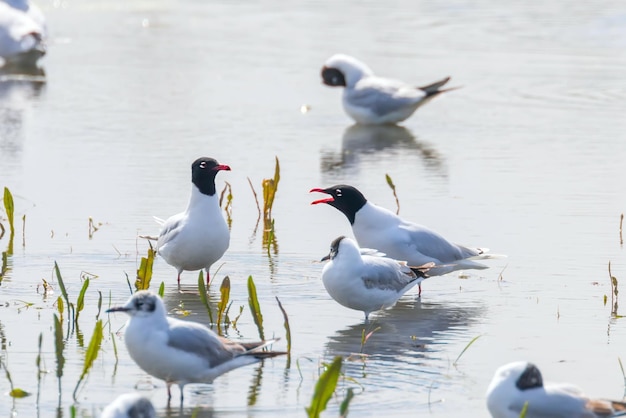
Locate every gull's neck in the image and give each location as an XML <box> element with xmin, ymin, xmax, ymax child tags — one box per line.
<box><xmin>186</xmin><ymin>185</ymin><xmax>220</xmax><ymax>213</ymax></box>
<box><xmin>355</xmin><ymin>202</ymin><xmax>400</xmax><ymax>226</ymax></box>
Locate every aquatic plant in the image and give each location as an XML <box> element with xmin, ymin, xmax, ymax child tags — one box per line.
<box><xmin>88</xmin><ymin>217</ymin><xmax>102</xmax><ymax>239</ymax></box>
<box><xmin>219</xmin><ymin>181</ymin><xmax>233</xmax><ymax>228</ymax></box>
<box><xmin>609</xmin><ymin>262</ymin><xmax>619</xmax><ymax>317</ymax></box>
<box><xmin>0</xmin><ymin>358</ymin><xmax>30</xmax><ymax>398</ymax></box>
<box><xmin>262</xmin><ymin>156</ymin><xmax>280</xmax><ymax>222</ymax></box>
<box><xmin>247</xmin><ymin>276</ymin><xmax>265</xmax><ymax>340</ymax></box>
<box><xmin>261</xmin><ymin>157</ymin><xmax>280</xmax><ymax>253</ymax></box>
<box><xmin>72</xmin><ymin>319</ymin><xmax>103</xmax><ymax>400</ymax></box>
<box><xmin>158</xmin><ymin>281</ymin><xmax>165</xmax><ymax>298</ymax></box>
<box><xmin>248</xmin><ymin>177</ymin><xmax>262</xmax><ymax>227</ymax></box>
<box><xmin>3</xmin><ymin>187</ymin><xmax>15</xmax><ymax>253</ymax></box>
<box><xmin>197</xmin><ymin>271</ymin><xmax>215</xmax><ymax>325</ymax></box>
<box><xmin>360</xmin><ymin>326</ymin><xmax>381</xmax><ymax>354</ymax></box>
<box><xmin>306</xmin><ymin>356</ymin><xmax>343</xmax><ymax>418</ymax></box>
<box><xmin>385</xmin><ymin>174</ymin><xmax>400</xmax><ymax>215</ymax></box>
<box><xmin>275</xmin><ymin>296</ymin><xmax>291</xmax><ymax>355</ymax></box>
<box><xmin>54</xmin><ymin>262</ymin><xmax>74</xmax><ymax>324</ymax></box>
<box><xmin>75</xmin><ymin>279</ymin><xmax>89</xmax><ymax>325</ymax></box>
<box><xmin>519</xmin><ymin>401</ymin><xmax>528</xmax><ymax>418</ymax></box>
<box><xmin>135</xmin><ymin>243</ymin><xmax>156</xmax><ymax>291</ymax></box>
<box><xmin>453</xmin><ymin>335</ymin><xmax>482</xmax><ymax>366</ymax></box>
<box><xmin>217</xmin><ymin>276</ymin><xmax>231</xmax><ymax>335</ymax></box>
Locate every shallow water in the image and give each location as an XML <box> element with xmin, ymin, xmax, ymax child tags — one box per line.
<box><xmin>1</xmin><ymin>0</ymin><xmax>626</xmax><ymax>416</ymax></box>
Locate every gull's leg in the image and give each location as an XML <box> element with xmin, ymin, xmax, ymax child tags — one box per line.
<box><xmin>179</xmin><ymin>384</ymin><xmax>185</xmax><ymax>407</ymax></box>
<box><xmin>418</xmin><ymin>283</ymin><xmax>422</xmax><ymax>297</ymax></box>
<box><xmin>167</xmin><ymin>383</ymin><xmax>172</xmax><ymax>407</ymax></box>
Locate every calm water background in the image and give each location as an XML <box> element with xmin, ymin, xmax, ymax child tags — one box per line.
<box><xmin>1</xmin><ymin>0</ymin><xmax>626</xmax><ymax>416</ymax></box>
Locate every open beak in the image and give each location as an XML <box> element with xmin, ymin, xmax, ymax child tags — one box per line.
<box><xmin>309</xmin><ymin>188</ymin><xmax>334</xmax><ymax>205</ymax></box>
<box><xmin>320</xmin><ymin>253</ymin><xmax>331</xmax><ymax>262</ymax></box>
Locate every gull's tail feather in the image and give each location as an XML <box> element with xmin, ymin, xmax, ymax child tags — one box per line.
<box><xmin>418</xmin><ymin>76</ymin><xmax>462</xmax><ymax>99</ymax></box>
<box><xmin>409</xmin><ymin>262</ymin><xmax>436</xmax><ymax>278</ymax></box>
<box><xmin>240</xmin><ymin>338</ymin><xmax>288</xmax><ymax>359</ymax></box>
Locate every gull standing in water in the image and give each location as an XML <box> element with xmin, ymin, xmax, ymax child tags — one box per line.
<box><xmin>156</xmin><ymin>157</ymin><xmax>230</xmax><ymax>287</ymax></box>
<box><xmin>486</xmin><ymin>361</ymin><xmax>626</xmax><ymax>418</ymax></box>
<box><xmin>0</xmin><ymin>0</ymin><xmax>46</xmax><ymax>69</ymax></box>
<box><xmin>311</xmin><ymin>185</ymin><xmax>497</xmax><ymax>293</ymax></box>
<box><xmin>320</xmin><ymin>236</ymin><xmax>432</xmax><ymax>320</ymax></box>
<box><xmin>321</xmin><ymin>53</ymin><xmax>457</xmax><ymax>125</ymax></box>
<box><xmin>107</xmin><ymin>291</ymin><xmax>286</xmax><ymax>406</ymax></box>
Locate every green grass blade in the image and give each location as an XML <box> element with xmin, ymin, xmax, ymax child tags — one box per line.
<box><xmin>247</xmin><ymin>276</ymin><xmax>265</xmax><ymax>340</ymax></box>
<box><xmin>54</xmin><ymin>262</ymin><xmax>73</xmax><ymax>322</ymax></box>
<box><xmin>453</xmin><ymin>335</ymin><xmax>482</xmax><ymax>366</ymax></box>
<box><xmin>519</xmin><ymin>401</ymin><xmax>529</xmax><ymax>418</ymax></box>
<box><xmin>339</xmin><ymin>387</ymin><xmax>355</xmax><ymax>417</ymax></box>
<box><xmin>75</xmin><ymin>279</ymin><xmax>89</xmax><ymax>324</ymax></box>
<box><xmin>217</xmin><ymin>276</ymin><xmax>231</xmax><ymax>334</ymax></box>
<box><xmin>3</xmin><ymin>187</ymin><xmax>15</xmax><ymax>250</ymax></box>
<box><xmin>158</xmin><ymin>281</ymin><xmax>165</xmax><ymax>298</ymax></box>
<box><xmin>385</xmin><ymin>174</ymin><xmax>400</xmax><ymax>215</ymax></box>
<box><xmin>73</xmin><ymin>319</ymin><xmax>103</xmax><ymax>400</ymax></box>
<box><xmin>53</xmin><ymin>314</ymin><xmax>65</xmax><ymax>382</ymax></box>
<box><xmin>306</xmin><ymin>356</ymin><xmax>343</xmax><ymax>418</ymax></box>
<box><xmin>96</xmin><ymin>290</ymin><xmax>102</xmax><ymax>321</ymax></box>
<box><xmin>135</xmin><ymin>244</ymin><xmax>156</xmax><ymax>291</ymax></box>
<box><xmin>198</xmin><ymin>271</ymin><xmax>214</xmax><ymax>325</ymax></box>
<box><xmin>275</xmin><ymin>296</ymin><xmax>291</xmax><ymax>354</ymax></box>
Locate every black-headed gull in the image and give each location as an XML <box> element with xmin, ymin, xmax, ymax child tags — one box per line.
<box><xmin>486</xmin><ymin>361</ymin><xmax>626</xmax><ymax>418</ymax></box>
<box><xmin>0</xmin><ymin>0</ymin><xmax>46</xmax><ymax>68</ymax></box>
<box><xmin>107</xmin><ymin>291</ymin><xmax>286</xmax><ymax>406</ymax></box>
<box><xmin>320</xmin><ymin>236</ymin><xmax>432</xmax><ymax>321</ymax></box>
<box><xmin>101</xmin><ymin>393</ymin><xmax>156</xmax><ymax>418</ymax></box>
<box><xmin>321</xmin><ymin>53</ymin><xmax>457</xmax><ymax>125</ymax></box>
<box><xmin>310</xmin><ymin>185</ymin><xmax>495</xmax><ymax>284</ymax></box>
<box><xmin>156</xmin><ymin>157</ymin><xmax>230</xmax><ymax>286</ymax></box>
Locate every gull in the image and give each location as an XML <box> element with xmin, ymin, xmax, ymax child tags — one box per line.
<box><xmin>486</xmin><ymin>361</ymin><xmax>626</xmax><ymax>418</ymax></box>
<box><xmin>101</xmin><ymin>393</ymin><xmax>156</xmax><ymax>418</ymax></box>
<box><xmin>0</xmin><ymin>0</ymin><xmax>46</xmax><ymax>69</ymax></box>
<box><xmin>320</xmin><ymin>235</ymin><xmax>432</xmax><ymax>320</ymax></box>
<box><xmin>107</xmin><ymin>291</ymin><xmax>286</xmax><ymax>406</ymax></box>
<box><xmin>156</xmin><ymin>157</ymin><xmax>230</xmax><ymax>286</ymax></box>
<box><xmin>310</xmin><ymin>185</ymin><xmax>496</xmax><ymax>287</ymax></box>
<box><xmin>321</xmin><ymin>53</ymin><xmax>458</xmax><ymax>125</ymax></box>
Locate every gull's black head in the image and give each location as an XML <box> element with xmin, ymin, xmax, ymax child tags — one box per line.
<box><xmin>310</xmin><ymin>185</ymin><xmax>367</xmax><ymax>225</ymax></box>
<box><xmin>516</xmin><ymin>362</ymin><xmax>543</xmax><ymax>391</ymax></box>
<box><xmin>321</xmin><ymin>235</ymin><xmax>346</xmax><ymax>262</ymax></box>
<box><xmin>321</xmin><ymin>66</ymin><xmax>346</xmax><ymax>87</ymax></box>
<box><xmin>191</xmin><ymin>157</ymin><xmax>231</xmax><ymax>196</ymax></box>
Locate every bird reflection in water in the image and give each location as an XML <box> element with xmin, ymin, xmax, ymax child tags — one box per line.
<box><xmin>324</xmin><ymin>298</ymin><xmax>484</xmax><ymax>385</ymax></box>
<box><xmin>320</xmin><ymin>124</ymin><xmax>446</xmax><ymax>176</ymax></box>
<box><xmin>0</xmin><ymin>74</ymin><xmax>45</xmax><ymax>162</ymax></box>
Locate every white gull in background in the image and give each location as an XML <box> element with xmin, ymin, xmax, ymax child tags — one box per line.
<box><xmin>156</xmin><ymin>157</ymin><xmax>230</xmax><ymax>287</ymax></box>
<box><xmin>100</xmin><ymin>393</ymin><xmax>156</xmax><ymax>418</ymax></box>
<box><xmin>320</xmin><ymin>235</ymin><xmax>432</xmax><ymax>320</ymax></box>
<box><xmin>321</xmin><ymin>53</ymin><xmax>458</xmax><ymax>125</ymax></box>
<box><xmin>0</xmin><ymin>0</ymin><xmax>46</xmax><ymax>69</ymax></box>
<box><xmin>107</xmin><ymin>291</ymin><xmax>286</xmax><ymax>406</ymax></box>
<box><xmin>486</xmin><ymin>361</ymin><xmax>626</xmax><ymax>418</ymax></box>
<box><xmin>311</xmin><ymin>185</ymin><xmax>499</xmax><ymax>291</ymax></box>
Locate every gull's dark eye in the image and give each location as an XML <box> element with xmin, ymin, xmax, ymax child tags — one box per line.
<box><xmin>200</xmin><ymin>162</ymin><xmax>206</xmax><ymax>169</ymax></box>
<box><xmin>335</xmin><ymin>189</ymin><xmax>342</xmax><ymax>196</ymax></box>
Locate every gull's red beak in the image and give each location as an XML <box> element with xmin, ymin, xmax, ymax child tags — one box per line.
<box><xmin>214</xmin><ymin>164</ymin><xmax>231</xmax><ymax>171</ymax></box>
<box><xmin>309</xmin><ymin>188</ymin><xmax>334</xmax><ymax>205</ymax></box>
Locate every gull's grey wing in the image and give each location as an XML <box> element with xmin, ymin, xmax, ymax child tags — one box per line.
<box><xmin>360</xmin><ymin>257</ymin><xmax>418</xmax><ymax>292</ymax></box>
<box><xmin>347</xmin><ymin>77</ymin><xmax>426</xmax><ymax>117</ymax></box>
<box><xmin>156</xmin><ymin>214</ymin><xmax>184</xmax><ymax>250</ymax></box>
<box><xmin>166</xmin><ymin>319</ymin><xmax>240</xmax><ymax>367</ymax></box>
<box><xmin>400</xmin><ymin>221</ymin><xmax>481</xmax><ymax>262</ymax></box>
